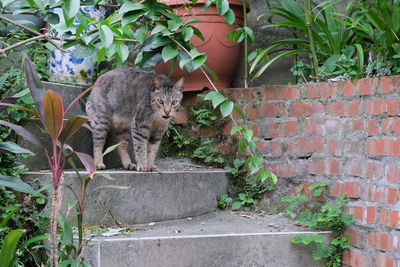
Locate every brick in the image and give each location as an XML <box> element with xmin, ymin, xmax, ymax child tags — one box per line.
<box><xmin>364</xmin><ymin>185</ymin><xmax>384</xmax><ymax>203</ymax></box>
<box><xmin>306</xmin><ymin>82</ymin><xmax>337</xmax><ymax>98</ymax></box>
<box><xmin>264</xmin><ymin>102</ymin><xmax>285</xmax><ymax>118</ymax></box>
<box><xmin>288</xmin><ymin>137</ymin><xmax>324</xmax><ymax>153</ymax></box>
<box><xmin>174</xmin><ymin>110</ymin><xmax>187</xmax><ymax>124</ymax></box>
<box><xmin>365</xmin><ymin>98</ymin><xmax>399</xmax><ymax>115</ymax></box>
<box><xmin>353</xmin><ymin>206</ymin><xmax>364</xmax><ymax>221</ymax></box>
<box><xmin>381</xmin><ymin>76</ymin><xmax>395</xmax><ymax>94</ymax></box>
<box><xmin>387</xmin><ymin>210</ymin><xmax>399</xmax><ymax>229</ymax></box>
<box><xmin>357</xmin><ymin>77</ymin><xmax>378</xmax><ymax>96</ymax></box>
<box><xmin>366</xmin><ymin>119</ymin><xmax>379</xmax><ymax>136</ymax></box>
<box><xmin>365</xmin><ymin>161</ymin><xmax>383</xmax><ymax>180</ymax></box>
<box><xmin>375</xmin><ymin>253</ymin><xmax>395</xmax><ymax>267</ymax></box>
<box><xmin>282</xmin><ymin>121</ymin><xmax>297</xmax><ymax>137</ymax></box>
<box><xmin>367</xmin><ymin>232</ymin><xmax>398</xmax><ymax>252</ymax></box>
<box><xmin>327</xmin><ymin>139</ymin><xmax>340</xmax><ymax>156</ymax></box>
<box><xmin>330</xmin><ymin>182</ymin><xmax>341</xmax><ymax>196</ymax></box>
<box><xmin>289</xmin><ymin>102</ymin><xmax>324</xmax><ymax>117</ymax></box>
<box><xmin>366</xmin><ymin>206</ymin><xmax>377</xmax><ymax>223</ymax></box>
<box><xmin>325</xmin><ymin>119</ymin><xmax>341</xmax><ymax>134</ymax></box>
<box><xmin>327</xmin><ymin>101</ymin><xmax>345</xmax><ymax>116</ymax></box>
<box><xmin>382</xmin><ymin>118</ymin><xmax>400</xmax><ymax>135</ymax></box>
<box><xmin>328</xmin><ymin>159</ymin><xmax>341</xmax><ymax>175</ymax></box>
<box><xmin>267</xmin><ymin>161</ymin><xmax>306</xmax><ymax>177</ymax></box>
<box><xmin>302</xmin><ymin>119</ymin><xmax>323</xmax><ymax>135</ymax></box>
<box><xmin>262</xmin><ymin>85</ymin><xmax>300</xmax><ymax>100</ymax></box>
<box><xmin>342</xmin><ymin>248</ymin><xmax>371</xmax><ymax>267</ymax></box>
<box><xmin>346</xmin><ymin>159</ymin><xmax>364</xmax><ymax>177</ymax></box>
<box><xmin>243</xmin><ymin>88</ymin><xmax>262</xmax><ymax>102</ymax></box>
<box><xmin>307</xmin><ymin>159</ymin><xmax>325</xmax><ymax>175</ymax></box>
<box><xmin>386</xmin><ymin>164</ymin><xmax>400</xmax><ymax>183</ymax></box>
<box><xmin>365</xmin><ymin>139</ymin><xmax>385</xmax><ymax>156</ymax></box>
<box><xmin>342</xmin><ymin>80</ymin><xmax>354</xmax><ymax>96</ymax></box>
<box><xmin>385</xmin><ymin>188</ymin><xmax>398</xmax><ymax>204</ymax></box>
<box><xmin>344</xmin><ymin>182</ymin><xmax>361</xmax><ymax>198</ymax></box>
<box><xmin>257</xmin><ymin>141</ymin><xmax>284</xmax><ymax>158</ymax></box>
<box><xmin>347</xmin><ymin>100</ymin><xmax>361</xmax><ymax>116</ymax></box>
<box><xmin>347</xmin><ymin>228</ymin><xmax>366</xmax><ymax>248</ymax></box>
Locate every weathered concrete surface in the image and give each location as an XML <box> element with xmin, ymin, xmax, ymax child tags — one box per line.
<box><xmin>22</xmin><ymin>162</ymin><xmax>229</xmax><ymax>225</ymax></box>
<box><xmin>84</xmin><ymin>212</ymin><xmax>329</xmax><ymax>267</ymax></box>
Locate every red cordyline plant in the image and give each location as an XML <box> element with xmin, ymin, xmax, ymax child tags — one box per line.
<box><xmin>0</xmin><ymin>54</ymin><xmax>96</xmax><ymax>267</ymax></box>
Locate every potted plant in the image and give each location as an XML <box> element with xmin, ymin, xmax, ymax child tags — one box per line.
<box><xmin>154</xmin><ymin>0</ymin><xmax>250</xmax><ymax>91</ymax></box>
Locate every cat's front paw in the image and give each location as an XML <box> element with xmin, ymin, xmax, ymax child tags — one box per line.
<box><xmin>96</xmin><ymin>162</ymin><xmax>106</xmax><ymax>170</ymax></box>
<box><xmin>135</xmin><ymin>164</ymin><xmax>148</xmax><ymax>172</ymax></box>
<box><xmin>123</xmin><ymin>162</ymin><xmax>136</xmax><ymax>170</ymax></box>
<box><xmin>148</xmin><ymin>164</ymin><xmax>159</xmax><ymax>172</ymax></box>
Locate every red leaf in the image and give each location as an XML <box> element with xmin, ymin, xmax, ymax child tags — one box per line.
<box><xmin>0</xmin><ymin>120</ymin><xmax>42</xmax><ymax>147</ymax></box>
<box><xmin>59</xmin><ymin>115</ymin><xmax>89</xmax><ymax>144</ymax></box>
<box><xmin>43</xmin><ymin>91</ymin><xmax>64</xmax><ymax>140</ymax></box>
<box><xmin>74</xmin><ymin>152</ymin><xmax>96</xmax><ymax>178</ymax></box>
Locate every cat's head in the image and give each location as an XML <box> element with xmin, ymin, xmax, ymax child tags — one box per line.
<box><xmin>150</xmin><ymin>77</ymin><xmax>184</xmax><ymax>120</ymax></box>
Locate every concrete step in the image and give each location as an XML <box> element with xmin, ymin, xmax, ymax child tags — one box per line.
<box><xmin>22</xmin><ymin>159</ymin><xmax>229</xmax><ymax>225</ymax></box>
<box><xmin>84</xmin><ymin>211</ymin><xmax>329</xmax><ymax>267</ymax></box>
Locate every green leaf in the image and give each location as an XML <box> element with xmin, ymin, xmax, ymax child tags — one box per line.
<box><xmin>192</xmin><ymin>55</ymin><xmax>207</xmax><ymax>70</ymax></box>
<box><xmin>103</xmin><ymin>143</ymin><xmax>121</xmax><ymax>157</ymax></box>
<box><xmin>233</xmin><ymin>105</ymin><xmax>246</xmax><ymax>119</ymax></box>
<box><xmin>117</xmin><ymin>44</ymin><xmax>130</xmax><ymax>62</ymax></box>
<box><xmin>0</xmin><ymin>229</ymin><xmax>24</xmax><ymax>266</ymax></box>
<box><xmin>230</xmin><ymin>125</ymin><xmax>243</xmax><ymax>135</ymax></box>
<box><xmin>0</xmin><ymin>142</ymin><xmax>33</xmax><ymax>154</ymax></box>
<box><xmin>167</xmin><ymin>19</ymin><xmax>184</xmax><ymax>31</ymax></box>
<box><xmin>182</xmin><ymin>26</ymin><xmax>194</xmax><ymax>42</ymax></box>
<box><xmin>97</xmin><ymin>47</ymin><xmax>106</xmax><ymax>62</ymax></box>
<box><xmin>162</xmin><ymin>46</ymin><xmax>178</xmax><ymax>62</ymax></box>
<box><xmin>99</xmin><ymin>25</ymin><xmax>114</xmax><ymax>48</ymax></box>
<box><xmin>62</xmin><ymin>219</ymin><xmax>73</xmax><ymax>246</ymax></box>
<box><xmin>220</xmin><ymin>101</ymin><xmax>234</xmax><ymax>118</ymax></box>
<box><xmin>120</xmin><ymin>2</ymin><xmax>146</xmax><ymax>14</ymax></box>
<box><xmin>202</xmin><ymin>65</ymin><xmax>219</xmax><ymax>83</ymax></box>
<box><xmin>20</xmin><ymin>234</ymin><xmax>50</xmax><ymax>251</ymax></box>
<box><xmin>63</xmin><ymin>0</ymin><xmax>80</xmax><ymax>20</ymax></box>
<box><xmin>204</xmin><ymin>91</ymin><xmax>226</xmax><ymax>108</ymax></box>
<box><xmin>93</xmin><ymin>185</ymin><xmax>130</xmax><ymax>191</ymax></box>
<box><xmin>231</xmin><ymin>201</ymin><xmax>242</xmax><ymax>210</ymax></box>
<box><xmin>243</xmin><ymin>26</ymin><xmax>255</xmax><ymax>42</ymax></box>
<box><xmin>122</xmin><ymin>10</ymin><xmax>147</xmax><ymax>26</ymax></box>
<box><xmin>224</xmin><ymin>9</ymin><xmax>235</xmax><ymax>25</ymax></box>
<box><xmin>246</xmin><ymin>156</ymin><xmax>263</xmax><ymax>174</ymax></box>
<box><xmin>134</xmin><ymin>26</ymin><xmax>148</xmax><ymax>44</ymax></box>
<box><xmin>217</xmin><ymin>0</ymin><xmax>229</xmax><ymax>16</ymax></box>
<box><xmin>151</xmin><ymin>25</ymin><xmax>168</xmax><ymax>35</ymax></box>
<box><xmin>242</xmin><ymin>129</ymin><xmax>253</xmax><ymax>142</ymax></box>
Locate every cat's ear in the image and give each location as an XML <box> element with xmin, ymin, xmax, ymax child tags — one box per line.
<box><xmin>174</xmin><ymin>78</ymin><xmax>184</xmax><ymax>92</ymax></box>
<box><xmin>152</xmin><ymin>78</ymin><xmax>162</xmax><ymax>91</ymax></box>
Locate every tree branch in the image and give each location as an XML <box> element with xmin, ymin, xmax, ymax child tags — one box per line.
<box><xmin>0</xmin><ymin>15</ymin><xmax>69</xmax><ymax>52</ymax></box>
<box><xmin>0</xmin><ymin>35</ymin><xmax>46</xmax><ymax>55</ymax></box>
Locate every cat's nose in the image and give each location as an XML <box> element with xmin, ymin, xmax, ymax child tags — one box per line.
<box><xmin>164</xmin><ymin>109</ymin><xmax>171</xmax><ymax>115</ymax></box>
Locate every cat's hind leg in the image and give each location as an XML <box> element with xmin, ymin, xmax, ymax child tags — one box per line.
<box><xmin>116</xmin><ymin>131</ymin><xmax>135</xmax><ymax>170</ymax></box>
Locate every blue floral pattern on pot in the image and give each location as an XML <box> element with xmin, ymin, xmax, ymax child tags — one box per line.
<box><xmin>48</xmin><ymin>6</ymin><xmax>107</xmax><ymax>85</ymax></box>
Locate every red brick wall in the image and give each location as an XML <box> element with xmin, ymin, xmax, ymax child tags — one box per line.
<box><xmin>221</xmin><ymin>76</ymin><xmax>400</xmax><ymax>267</ymax></box>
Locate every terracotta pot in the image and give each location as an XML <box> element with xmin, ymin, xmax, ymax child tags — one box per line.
<box><xmin>154</xmin><ymin>0</ymin><xmax>247</xmax><ymax>91</ymax></box>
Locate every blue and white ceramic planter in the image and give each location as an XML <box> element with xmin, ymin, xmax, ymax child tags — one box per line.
<box><xmin>48</xmin><ymin>6</ymin><xmax>107</xmax><ymax>85</ymax></box>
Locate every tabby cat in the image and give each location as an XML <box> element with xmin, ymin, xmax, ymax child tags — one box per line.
<box><xmin>86</xmin><ymin>67</ymin><xmax>184</xmax><ymax>171</ymax></box>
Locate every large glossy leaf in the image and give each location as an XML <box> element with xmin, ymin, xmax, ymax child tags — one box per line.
<box><xmin>0</xmin><ymin>120</ymin><xmax>42</xmax><ymax>147</ymax></box>
<box><xmin>0</xmin><ymin>174</ymin><xmax>44</xmax><ymax>197</ymax></box>
<box><xmin>0</xmin><ymin>142</ymin><xmax>33</xmax><ymax>154</ymax></box>
<box><xmin>0</xmin><ymin>229</ymin><xmax>24</xmax><ymax>267</ymax></box>
<box><xmin>59</xmin><ymin>115</ymin><xmax>89</xmax><ymax>144</ymax></box>
<box><xmin>43</xmin><ymin>91</ymin><xmax>64</xmax><ymax>140</ymax></box>
<box><xmin>99</xmin><ymin>25</ymin><xmax>114</xmax><ymax>48</ymax></box>
<box><xmin>74</xmin><ymin>152</ymin><xmax>96</xmax><ymax>178</ymax></box>
<box><xmin>63</xmin><ymin>0</ymin><xmax>80</xmax><ymax>20</ymax></box>
<box><xmin>23</xmin><ymin>54</ymin><xmax>46</xmax><ymax>123</ymax></box>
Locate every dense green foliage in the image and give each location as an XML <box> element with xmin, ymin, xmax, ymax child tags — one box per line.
<box><xmin>251</xmin><ymin>0</ymin><xmax>400</xmax><ymax>83</ymax></box>
<box><xmin>282</xmin><ymin>183</ymin><xmax>354</xmax><ymax>267</ymax></box>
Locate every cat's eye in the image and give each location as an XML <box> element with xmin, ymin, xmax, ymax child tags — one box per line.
<box><xmin>157</xmin><ymin>99</ymin><xmax>164</xmax><ymax>105</ymax></box>
<box><xmin>172</xmin><ymin>100</ymin><xmax>178</xmax><ymax>105</ymax></box>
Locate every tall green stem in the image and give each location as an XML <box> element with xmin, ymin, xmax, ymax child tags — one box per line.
<box><xmin>304</xmin><ymin>0</ymin><xmax>319</xmax><ymax>80</ymax></box>
<box><xmin>243</xmin><ymin>0</ymin><xmax>248</xmax><ymax>88</ymax></box>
